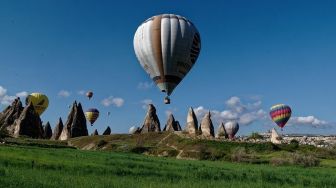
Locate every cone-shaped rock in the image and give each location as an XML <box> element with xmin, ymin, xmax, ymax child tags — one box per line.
<box><xmin>185</xmin><ymin>107</ymin><xmax>198</xmax><ymax>135</ymax></box>
<box><xmin>59</xmin><ymin>101</ymin><xmax>88</xmax><ymax>140</ymax></box>
<box><xmin>0</xmin><ymin>98</ymin><xmax>24</xmax><ymax>135</ymax></box>
<box><xmin>43</xmin><ymin>122</ymin><xmax>52</xmax><ymax>139</ymax></box>
<box><xmin>13</xmin><ymin>102</ymin><xmax>44</xmax><ymax>138</ymax></box>
<box><xmin>163</xmin><ymin>114</ymin><xmax>180</xmax><ymax>132</ymax></box>
<box><xmin>92</xmin><ymin>129</ymin><xmax>99</xmax><ymax>136</ymax></box>
<box><xmin>51</xmin><ymin>117</ymin><xmax>63</xmax><ymax>140</ymax></box>
<box><xmin>271</xmin><ymin>128</ymin><xmax>281</xmax><ymax>144</ymax></box>
<box><xmin>102</xmin><ymin>126</ymin><xmax>111</xmax><ymax>135</ymax></box>
<box><xmin>176</xmin><ymin>121</ymin><xmax>182</xmax><ymax>131</ymax></box>
<box><xmin>199</xmin><ymin>111</ymin><xmax>214</xmax><ymax>138</ymax></box>
<box><xmin>140</xmin><ymin>104</ymin><xmax>160</xmax><ymax>133</ymax></box>
<box><xmin>216</xmin><ymin>122</ymin><xmax>227</xmax><ymax>138</ymax></box>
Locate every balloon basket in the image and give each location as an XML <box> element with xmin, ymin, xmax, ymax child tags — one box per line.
<box><xmin>164</xmin><ymin>97</ymin><xmax>170</xmax><ymax>104</ymax></box>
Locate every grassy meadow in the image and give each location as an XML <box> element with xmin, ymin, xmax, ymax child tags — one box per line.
<box><xmin>1</xmin><ymin>142</ymin><xmax>336</xmax><ymax>188</ymax></box>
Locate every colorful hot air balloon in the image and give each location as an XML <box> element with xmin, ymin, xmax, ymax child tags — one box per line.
<box><xmin>270</xmin><ymin>104</ymin><xmax>292</xmax><ymax>130</ymax></box>
<box><xmin>134</xmin><ymin>14</ymin><xmax>201</xmax><ymax>104</ymax></box>
<box><xmin>224</xmin><ymin>121</ymin><xmax>239</xmax><ymax>139</ymax></box>
<box><xmin>86</xmin><ymin>91</ymin><xmax>93</xmax><ymax>100</ymax></box>
<box><xmin>25</xmin><ymin>92</ymin><xmax>49</xmax><ymax>116</ymax></box>
<box><xmin>85</xmin><ymin>108</ymin><xmax>99</xmax><ymax>126</ymax></box>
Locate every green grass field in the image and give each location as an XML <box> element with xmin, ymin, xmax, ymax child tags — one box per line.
<box><xmin>1</xmin><ymin>143</ymin><xmax>336</xmax><ymax>188</ymax></box>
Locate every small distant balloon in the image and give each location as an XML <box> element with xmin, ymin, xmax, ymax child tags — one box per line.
<box><xmin>270</xmin><ymin>104</ymin><xmax>292</xmax><ymax>130</ymax></box>
<box><xmin>129</xmin><ymin>126</ymin><xmax>139</xmax><ymax>134</ymax></box>
<box><xmin>85</xmin><ymin>108</ymin><xmax>99</xmax><ymax>126</ymax></box>
<box><xmin>86</xmin><ymin>91</ymin><xmax>93</xmax><ymax>100</ymax></box>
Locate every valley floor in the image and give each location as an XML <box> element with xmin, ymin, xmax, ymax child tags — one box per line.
<box><xmin>1</xmin><ymin>143</ymin><xmax>336</xmax><ymax>188</ymax></box>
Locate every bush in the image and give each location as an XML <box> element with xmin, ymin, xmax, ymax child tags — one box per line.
<box><xmin>0</xmin><ymin>128</ymin><xmax>9</xmax><ymax>139</ymax></box>
<box><xmin>289</xmin><ymin>139</ymin><xmax>299</xmax><ymax>149</ymax></box>
<box><xmin>231</xmin><ymin>147</ymin><xmax>257</xmax><ymax>162</ymax></box>
<box><xmin>290</xmin><ymin>152</ymin><xmax>320</xmax><ymax>167</ymax></box>
<box><xmin>249</xmin><ymin>132</ymin><xmax>263</xmax><ymax>139</ymax></box>
<box><xmin>270</xmin><ymin>152</ymin><xmax>320</xmax><ymax>167</ymax></box>
<box><xmin>97</xmin><ymin>139</ymin><xmax>107</xmax><ymax>147</ymax></box>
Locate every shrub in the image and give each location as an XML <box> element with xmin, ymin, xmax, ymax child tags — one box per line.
<box><xmin>289</xmin><ymin>139</ymin><xmax>299</xmax><ymax>150</ymax></box>
<box><xmin>249</xmin><ymin>132</ymin><xmax>263</xmax><ymax>140</ymax></box>
<box><xmin>270</xmin><ymin>157</ymin><xmax>290</xmax><ymax>166</ymax></box>
<box><xmin>0</xmin><ymin>128</ymin><xmax>9</xmax><ymax>139</ymax></box>
<box><xmin>135</xmin><ymin>135</ymin><xmax>145</xmax><ymax>147</ymax></box>
<box><xmin>290</xmin><ymin>152</ymin><xmax>320</xmax><ymax>167</ymax></box>
<box><xmin>97</xmin><ymin>139</ymin><xmax>107</xmax><ymax>147</ymax></box>
<box><xmin>231</xmin><ymin>147</ymin><xmax>248</xmax><ymax>162</ymax></box>
<box><xmin>270</xmin><ymin>152</ymin><xmax>320</xmax><ymax>167</ymax></box>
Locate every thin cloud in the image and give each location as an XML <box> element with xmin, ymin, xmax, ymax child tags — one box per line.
<box><xmin>16</xmin><ymin>91</ymin><xmax>28</xmax><ymax>98</ymax></box>
<box><xmin>141</xmin><ymin>99</ymin><xmax>153</xmax><ymax>109</ymax></box>
<box><xmin>137</xmin><ymin>82</ymin><xmax>153</xmax><ymax>90</ymax></box>
<box><xmin>102</xmin><ymin>96</ymin><xmax>124</xmax><ymax>107</ymax></box>
<box><xmin>58</xmin><ymin>90</ymin><xmax>71</xmax><ymax>98</ymax></box>
<box><xmin>77</xmin><ymin>90</ymin><xmax>85</xmax><ymax>95</ymax></box>
<box><xmin>194</xmin><ymin>96</ymin><xmax>266</xmax><ymax>126</ymax></box>
<box><xmin>0</xmin><ymin>86</ymin><xmax>28</xmax><ymax>105</ymax></box>
<box><xmin>289</xmin><ymin>116</ymin><xmax>330</xmax><ymax>128</ymax></box>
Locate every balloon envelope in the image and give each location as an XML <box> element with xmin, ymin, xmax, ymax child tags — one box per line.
<box><xmin>86</xmin><ymin>91</ymin><xmax>93</xmax><ymax>100</ymax></box>
<box><xmin>224</xmin><ymin>121</ymin><xmax>239</xmax><ymax>139</ymax></box>
<box><xmin>129</xmin><ymin>126</ymin><xmax>138</xmax><ymax>134</ymax></box>
<box><xmin>25</xmin><ymin>93</ymin><xmax>49</xmax><ymax>116</ymax></box>
<box><xmin>270</xmin><ymin>104</ymin><xmax>292</xmax><ymax>128</ymax></box>
<box><xmin>85</xmin><ymin>108</ymin><xmax>99</xmax><ymax>125</ymax></box>
<box><xmin>134</xmin><ymin>14</ymin><xmax>201</xmax><ymax>98</ymax></box>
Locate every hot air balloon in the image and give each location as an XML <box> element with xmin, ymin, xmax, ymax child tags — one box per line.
<box><xmin>25</xmin><ymin>92</ymin><xmax>49</xmax><ymax>116</ymax></box>
<box><xmin>85</xmin><ymin>108</ymin><xmax>99</xmax><ymax>126</ymax></box>
<box><xmin>86</xmin><ymin>91</ymin><xmax>93</xmax><ymax>100</ymax></box>
<box><xmin>270</xmin><ymin>104</ymin><xmax>292</xmax><ymax>130</ymax></box>
<box><xmin>134</xmin><ymin>14</ymin><xmax>201</xmax><ymax>104</ymax></box>
<box><xmin>224</xmin><ymin>121</ymin><xmax>239</xmax><ymax>139</ymax></box>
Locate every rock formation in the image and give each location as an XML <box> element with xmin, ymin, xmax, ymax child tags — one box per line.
<box><xmin>43</xmin><ymin>122</ymin><xmax>52</xmax><ymax>139</ymax></box>
<box><xmin>163</xmin><ymin>114</ymin><xmax>181</xmax><ymax>132</ymax></box>
<box><xmin>0</xmin><ymin>98</ymin><xmax>24</xmax><ymax>135</ymax></box>
<box><xmin>216</xmin><ymin>122</ymin><xmax>227</xmax><ymax>138</ymax></box>
<box><xmin>13</xmin><ymin>102</ymin><xmax>44</xmax><ymax>138</ymax></box>
<box><xmin>185</xmin><ymin>107</ymin><xmax>198</xmax><ymax>135</ymax></box>
<box><xmin>51</xmin><ymin>117</ymin><xmax>64</xmax><ymax>140</ymax></box>
<box><xmin>59</xmin><ymin>101</ymin><xmax>88</xmax><ymax>140</ymax></box>
<box><xmin>140</xmin><ymin>104</ymin><xmax>160</xmax><ymax>133</ymax></box>
<box><xmin>271</xmin><ymin>128</ymin><xmax>282</xmax><ymax>144</ymax></box>
<box><xmin>176</xmin><ymin>121</ymin><xmax>182</xmax><ymax>131</ymax></box>
<box><xmin>199</xmin><ymin>111</ymin><xmax>214</xmax><ymax>138</ymax></box>
<box><xmin>102</xmin><ymin>126</ymin><xmax>111</xmax><ymax>135</ymax></box>
<box><xmin>92</xmin><ymin>129</ymin><xmax>99</xmax><ymax>136</ymax></box>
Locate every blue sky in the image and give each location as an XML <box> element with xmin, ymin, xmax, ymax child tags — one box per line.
<box><xmin>1</xmin><ymin>0</ymin><xmax>336</xmax><ymax>135</ymax></box>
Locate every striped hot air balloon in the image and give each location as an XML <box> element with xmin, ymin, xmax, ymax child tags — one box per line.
<box><xmin>85</xmin><ymin>108</ymin><xmax>99</xmax><ymax>126</ymax></box>
<box><xmin>270</xmin><ymin>104</ymin><xmax>292</xmax><ymax>130</ymax></box>
<box><xmin>134</xmin><ymin>14</ymin><xmax>201</xmax><ymax>104</ymax></box>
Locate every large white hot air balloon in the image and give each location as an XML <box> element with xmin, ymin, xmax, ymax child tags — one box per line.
<box><xmin>134</xmin><ymin>14</ymin><xmax>201</xmax><ymax>104</ymax></box>
<box><xmin>224</xmin><ymin>121</ymin><xmax>239</xmax><ymax>139</ymax></box>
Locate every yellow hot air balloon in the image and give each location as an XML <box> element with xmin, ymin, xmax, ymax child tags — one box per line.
<box><xmin>25</xmin><ymin>92</ymin><xmax>49</xmax><ymax>116</ymax></box>
<box><xmin>85</xmin><ymin>108</ymin><xmax>99</xmax><ymax>126</ymax></box>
